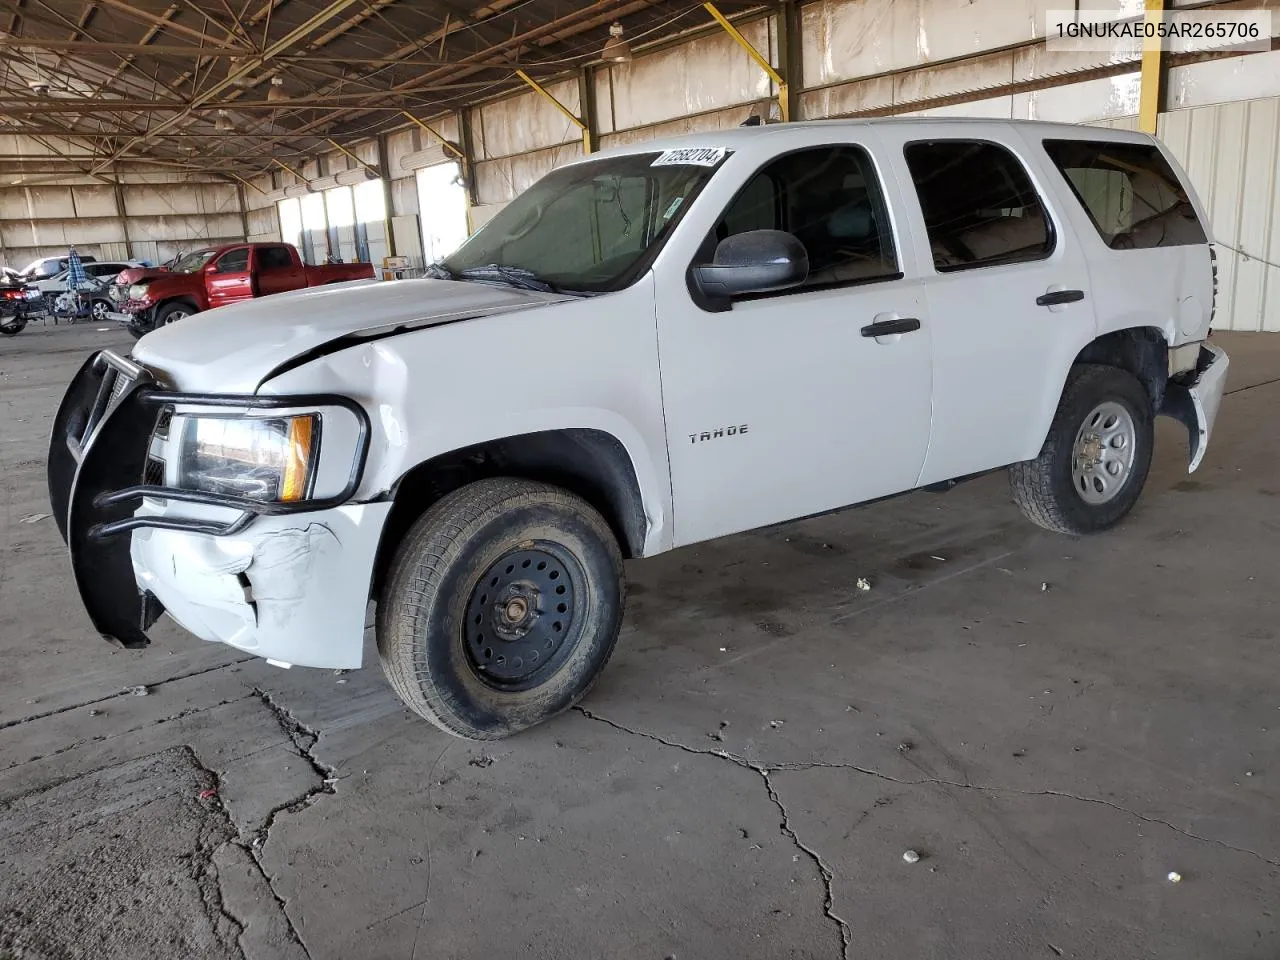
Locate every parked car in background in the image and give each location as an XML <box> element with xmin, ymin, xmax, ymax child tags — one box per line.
<box><xmin>16</xmin><ymin>254</ymin><xmax>98</xmax><ymax>281</ymax></box>
<box><xmin>27</xmin><ymin>260</ymin><xmax>144</xmax><ymax>319</ymax></box>
<box><xmin>0</xmin><ymin>276</ymin><xmax>40</xmax><ymax>335</ymax></box>
<box><xmin>107</xmin><ymin>242</ymin><xmax>375</xmax><ymax>337</ymax></box>
<box><xmin>51</xmin><ymin>120</ymin><xmax>1228</xmax><ymax>741</ymax></box>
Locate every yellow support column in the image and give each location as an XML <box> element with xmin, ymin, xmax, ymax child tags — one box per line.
<box><xmin>1138</xmin><ymin>0</ymin><xmax>1165</xmax><ymax>134</ymax></box>
<box><xmin>703</xmin><ymin>2</ymin><xmax>788</xmax><ymax>122</ymax></box>
<box><xmin>515</xmin><ymin>69</ymin><xmax>593</xmax><ymax>153</ymax></box>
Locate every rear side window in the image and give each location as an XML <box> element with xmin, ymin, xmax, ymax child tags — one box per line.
<box><xmin>1042</xmin><ymin>139</ymin><xmax>1206</xmax><ymax>249</ymax></box>
<box><xmin>904</xmin><ymin>140</ymin><xmax>1053</xmax><ymax>272</ymax></box>
<box><xmin>712</xmin><ymin>144</ymin><xmax>900</xmax><ymax>289</ymax></box>
<box><xmin>257</xmin><ymin>246</ymin><xmax>294</xmax><ymax>270</ymax></box>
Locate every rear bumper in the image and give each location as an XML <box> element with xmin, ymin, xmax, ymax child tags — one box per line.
<box><xmin>47</xmin><ymin>349</ymin><xmax>381</xmax><ymax>666</ymax></box>
<box><xmin>1160</xmin><ymin>343</ymin><xmax>1229</xmax><ymax>473</ymax></box>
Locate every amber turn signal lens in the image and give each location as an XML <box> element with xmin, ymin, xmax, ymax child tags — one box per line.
<box><xmin>280</xmin><ymin>415</ymin><xmax>317</xmax><ymax>502</ymax></box>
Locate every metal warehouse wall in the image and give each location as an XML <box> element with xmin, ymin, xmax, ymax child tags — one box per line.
<box><xmin>8</xmin><ymin>0</ymin><xmax>1279</xmax><ymax>331</ymax></box>
<box><xmin>0</xmin><ymin>164</ymin><xmax>249</xmax><ymax>268</ymax></box>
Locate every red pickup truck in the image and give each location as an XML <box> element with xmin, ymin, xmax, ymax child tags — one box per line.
<box><xmin>107</xmin><ymin>242</ymin><xmax>374</xmax><ymax>337</ymax></box>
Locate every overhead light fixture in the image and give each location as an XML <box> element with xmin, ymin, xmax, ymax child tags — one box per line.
<box><xmin>215</xmin><ymin>109</ymin><xmax>235</xmax><ymax>133</ymax></box>
<box><xmin>267</xmin><ymin>76</ymin><xmax>288</xmax><ymax>103</ymax></box>
<box><xmin>602</xmin><ymin>22</ymin><xmax>632</xmax><ymax>63</ymax></box>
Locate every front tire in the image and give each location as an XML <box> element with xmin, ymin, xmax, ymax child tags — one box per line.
<box><xmin>0</xmin><ymin>316</ymin><xmax>26</xmax><ymax>336</ymax></box>
<box><xmin>1009</xmin><ymin>364</ymin><xmax>1154</xmax><ymax>535</ymax></box>
<box><xmin>377</xmin><ymin>478</ymin><xmax>625</xmax><ymax>740</ymax></box>
<box><xmin>90</xmin><ymin>299</ymin><xmax>111</xmax><ymax>323</ymax></box>
<box><xmin>155</xmin><ymin>302</ymin><xmax>194</xmax><ymax>326</ymax></box>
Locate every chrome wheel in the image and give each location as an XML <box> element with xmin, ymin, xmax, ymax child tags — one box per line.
<box><xmin>91</xmin><ymin>300</ymin><xmax>109</xmax><ymax>321</ymax></box>
<box><xmin>164</xmin><ymin>309</ymin><xmax>188</xmax><ymax>324</ymax></box>
<box><xmin>1072</xmin><ymin>401</ymin><xmax>1136</xmax><ymax>504</ymax></box>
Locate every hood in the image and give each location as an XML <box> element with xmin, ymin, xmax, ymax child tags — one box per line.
<box><xmin>131</xmin><ymin>278</ymin><xmax>572</xmax><ymax>393</ymax></box>
<box><xmin>115</xmin><ymin>266</ymin><xmax>168</xmax><ymax>286</ymax></box>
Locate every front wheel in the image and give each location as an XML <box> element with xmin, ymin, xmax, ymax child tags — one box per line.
<box><xmin>1009</xmin><ymin>364</ymin><xmax>1154</xmax><ymax>535</ymax></box>
<box><xmin>155</xmin><ymin>302</ymin><xmax>194</xmax><ymax>326</ymax></box>
<box><xmin>377</xmin><ymin>478</ymin><xmax>625</xmax><ymax>740</ymax></box>
<box><xmin>90</xmin><ymin>299</ymin><xmax>112</xmax><ymax>323</ymax></box>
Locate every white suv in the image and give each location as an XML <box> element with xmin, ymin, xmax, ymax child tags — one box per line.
<box><xmin>50</xmin><ymin>119</ymin><xmax>1227</xmax><ymax>740</ymax></box>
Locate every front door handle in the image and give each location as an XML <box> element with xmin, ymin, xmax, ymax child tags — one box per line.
<box><xmin>860</xmin><ymin>317</ymin><xmax>921</xmax><ymax>338</ymax></box>
<box><xmin>1036</xmin><ymin>289</ymin><xmax>1085</xmax><ymax>307</ymax></box>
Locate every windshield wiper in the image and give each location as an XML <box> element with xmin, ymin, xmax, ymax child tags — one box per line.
<box><xmin>457</xmin><ymin>264</ymin><xmax>554</xmax><ymax>293</ymax></box>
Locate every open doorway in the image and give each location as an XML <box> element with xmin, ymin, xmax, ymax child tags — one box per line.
<box><xmin>416</xmin><ymin>161</ymin><xmax>469</xmax><ymax>265</ymax></box>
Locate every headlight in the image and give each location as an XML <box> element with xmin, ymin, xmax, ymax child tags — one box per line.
<box><xmin>128</xmin><ymin>283</ymin><xmax>150</xmax><ymax>300</ymax></box>
<box><xmin>176</xmin><ymin>415</ymin><xmax>318</xmax><ymax>502</ymax></box>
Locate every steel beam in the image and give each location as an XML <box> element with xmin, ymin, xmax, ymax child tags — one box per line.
<box><xmin>1138</xmin><ymin>0</ymin><xmax>1165</xmax><ymax>134</ymax></box>
<box><xmin>703</xmin><ymin>1</ymin><xmax>787</xmax><ymax>121</ymax></box>
<box><xmin>327</xmin><ymin>137</ymin><xmax>380</xmax><ymax>176</ymax></box>
<box><xmin>400</xmin><ymin>110</ymin><xmax>466</xmax><ymax>160</ymax></box>
<box><xmin>515</xmin><ymin>68</ymin><xmax>591</xmax><ymax>153</ymax></box>
<box><xmin>0</xmin><ymin>37</ymin><xmax>252</xmax><ymax>56</ymax></box>
<box><xmin>90</xmin><ymin>0</ymin><xmax>367</xmax><ymax>174</ymax></box>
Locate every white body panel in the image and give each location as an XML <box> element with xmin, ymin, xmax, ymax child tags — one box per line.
<box><xmin>120</xmin><ymin>118</ymin><xmax>1228</xmax><ymax>670</ymax></box>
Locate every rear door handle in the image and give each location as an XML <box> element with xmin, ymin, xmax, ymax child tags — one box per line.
<box><xmin>860</xmin><ymin>317</ymin><xmax>921</xmax><ymax>338</ymax></box>
<box><xmin>1036</xmin><ymin>289</ymin><xmax>1085</xmax><ymax>307</ymax></box>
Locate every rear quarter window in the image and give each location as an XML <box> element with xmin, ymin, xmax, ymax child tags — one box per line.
<box><xmin>257</xmin><ymin>246</ymin><xmax>295</xmax><ymax>270</ymax></box>
<box><xmin>1042</xmin><ymin>139</ymin><xmax>1206</xmax><ymax>250</ymax></box>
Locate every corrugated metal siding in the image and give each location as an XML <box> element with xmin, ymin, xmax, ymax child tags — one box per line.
<box><xmin>1158</xmin><ymin>98</ymin><xmax>1280</xmax><ymax>332</ymax></box>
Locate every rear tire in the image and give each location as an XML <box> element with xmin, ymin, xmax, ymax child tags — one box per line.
<box><xmin>1009</xmin><ymin>364</ymin><xmax>1154</xmax><ymax>535</ymax></box>
<box><xmin>377</xmin><ymin>478</ymin><xmax>625</xmax><ymax>740</ymax></box>
<box><xmin>0</xmin><ymin>316</ymin><xmax>26</xmax><ymax>336</ymax></box>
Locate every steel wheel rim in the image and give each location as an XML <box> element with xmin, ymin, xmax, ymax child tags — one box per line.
<box><xmin>1072</xmin><ymin>401</ymin><xmax>1137</xmax><ymax>505</ymax></box>
<box><xmin>463</xmin><ymin>544</ymin><xmax>583</xmax><ymax>689</ymax></box>
<box><xmin>165</xmin><ymin>310</ymin><xmax>188</xmax><ymax>324</ymax></box>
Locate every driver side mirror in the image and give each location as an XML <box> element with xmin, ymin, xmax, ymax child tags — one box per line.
<box><xmin>692</xmin><ymin>229</ymin><xmax>809</xmax><ymax>299</ymax></box>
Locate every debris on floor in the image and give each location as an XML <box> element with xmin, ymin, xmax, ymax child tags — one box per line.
<box><xmin>18</xmin><ymin>513</ymin><xmax>50</xmax><ymax>524</ymax></box>
<box><xmin>1168</xmin><ymin>871</ymin><xmax>1183</xmax><ymax>883</ymax></box>
<box><xmin>469</xmin><ymin>755</ymin><xmax>496</xmax><ymax>768</ymax></box>
<box><xmin>1041</xmin><ymin>582</ymin><xmax>1051</xmax><ymax>592</ymax></box>
<box><xmin>198</xmin><ymin>788</ymin><xmax>217</xmax><ymax>800</ymax></box>
<box><xmin>902</xmin><ymin>849</ymin><xmax>921</xmax><ymax>864</ymax></box>
<box><xmin>856</xmin><ymin>577</ymin><xmax>872</xmax><ymax>591</ymax></box>
<box><xmin>769</xmin><ymin>720</ymin><xmax>784</xmax><ymax>729</ymax></box>
<box><xmin>128</xmin><ymin>685</ymin><xmax>149</xmax><ymax>697</ymax></box>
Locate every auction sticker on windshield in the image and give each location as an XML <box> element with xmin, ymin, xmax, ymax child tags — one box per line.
<box><xmin>652</xmin><ymin>147</ymin><xmax>727</xmax><ymax>167</ymax></box>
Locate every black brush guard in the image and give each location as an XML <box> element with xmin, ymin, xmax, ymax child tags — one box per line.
<box><xmin>48</xmin><ymin>350</ymin><xmax>370</xmax><ymax>649</ymax></box>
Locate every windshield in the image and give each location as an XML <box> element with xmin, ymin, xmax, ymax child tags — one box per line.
<box><xmin>171</xmin><ymin>250</ymin><xmax>217</xmax><ymax>273</ymax></box>
<box><xmin>441</xmin><ymin>150</ymin><xmax>728</xmax><ymax>292</ymax></box>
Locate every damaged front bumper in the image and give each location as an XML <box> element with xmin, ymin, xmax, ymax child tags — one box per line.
<box><xmin>48</xmin><ymin>350</ymin><xmax>388</xmax><ymax>669</ymax></box>
<box><xmin>1160</xmin><ymin>342</ymin><xmax>1230</xmax><ymax>473</ymax></box>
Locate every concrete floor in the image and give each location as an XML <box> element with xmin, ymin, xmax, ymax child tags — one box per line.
<box><xmin>2</xmin><ymin>322</ymin><xmax>1278</xmax><ymax>960</ymax></box>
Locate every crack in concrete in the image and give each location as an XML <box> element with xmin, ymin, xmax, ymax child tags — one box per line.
<box><xmin>0</xmin><ymin>657</ymin><xmax>255</xmax><ymax>731</ymax></box>
<box><xmin>182</xmin><ymin>744</ymin><xmax>315</xmax><ymax>960</ymax></box>
<box><xmin>574</xmin><ymin>707</ymin><xmax>1280</xmax><ymax>940</ymax></box>
<box><xmin>760</xmin><ymin>769</ymin><xmax>853</xmax><ymax>960</ymax></box>
<box><xmin>575</xmin><ymin>707</ymin><xmax>852</xmax><ymax>958</ymax></box>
